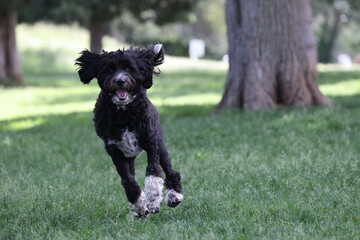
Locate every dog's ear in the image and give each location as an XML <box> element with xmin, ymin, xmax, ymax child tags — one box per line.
<box><xmin>75</xmin><ymin>50</ymin><xmax>101</xmax><ymax>84</ymax></box>
<box><xmin>142</xmin><ymin>44</ymin><xmax>165</xmax><ymax>89</ymax></box>
<box><xmin>152</xmin><ymin>44</ymin><xmax>164</xmax><ymax>68</ymax></box>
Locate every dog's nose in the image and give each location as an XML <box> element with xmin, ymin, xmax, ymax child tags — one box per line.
<box><xmin>115</xmin><ymin>78</ymin><xmax>126</xmax><ymax>87</ymax></box>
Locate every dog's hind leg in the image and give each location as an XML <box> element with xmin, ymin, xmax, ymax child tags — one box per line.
<box><xmin>105</xmin><ymin>145</ymin><xmax>148</xmax><ymax>217</ymax></box>
<box><xmin>159</xmin><ymin>143</ymin><xmax>184</xmax><ymax>208</ymax></box>
<box><xmin>144</xmin><ymin>149</ymin><xmax>164</xmax><ymax>214</ymax></box>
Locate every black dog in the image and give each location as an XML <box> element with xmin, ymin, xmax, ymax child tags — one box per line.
<box><xmin>75</xmin><ymin>44</ymin><xmax>183</xmax><ymax>217</ymax></box>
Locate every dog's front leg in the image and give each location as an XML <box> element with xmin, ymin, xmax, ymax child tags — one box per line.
<box><xmin>105</xmin><ymin>145</ymin><xmax>148</xmax><ymax>217</ymax></box>
<box><xmin>144</xmin><ymin>147</ymin><xmax>164</xmax><ymax>214</ymax></box>
<box><xmin>159</xmin><ymin>142</ymin><xmax>184</xmax><ymax>208</ymax></box>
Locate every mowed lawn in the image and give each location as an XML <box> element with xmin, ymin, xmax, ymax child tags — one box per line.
<box><xmin>1</xmin><ymin>24</ymin><xmax>360</xmax><ymax>239</ymax></box>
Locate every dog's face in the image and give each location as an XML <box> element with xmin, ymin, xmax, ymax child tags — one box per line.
<box><xmin>75</xmin><ymin>44</ymin><xmax>164</xmax><ymax>106</ymax></box>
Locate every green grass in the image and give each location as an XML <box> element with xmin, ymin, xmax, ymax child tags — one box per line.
<box><xmin>1</xmin><ymin>24</ymin><xmax>360</xmax><ymax>239</ymax></box>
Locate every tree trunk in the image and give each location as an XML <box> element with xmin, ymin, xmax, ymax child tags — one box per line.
<box><xmin>318</xmin><ymin>8</ymin><xmax>341</xmax><ymax>63</ymax></box>
<box><xmin>0</xmin><ymin>8</ymin><xmax>23</xmax><ymax>84</ymax></box>
<box><xmin>0</xmin><ymin>19</ymin><xmax>6</xmax><ymax>82</ymax></box>
<box><xmin>89</xmin><ymin>22</ymin><xmax>105</xmax><ymax>54</ymax></box>
<box><xmin>216</xmin><ymin>0</ymin><xmax>330</xmax><ymax>112</ymax></box>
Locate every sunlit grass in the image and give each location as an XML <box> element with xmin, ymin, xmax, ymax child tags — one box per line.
<box><xmin>317</xmin><ymin>63</ymin><xmax>360</xmax><ymax>72</ymax></box>
<box><xmin>162</xmin><ymin>57</ymin><xmax>228</xmax><ymax>73</ymax></box>
<box><xmin>0</xmin><ymin>86</ymin><xmax>98</xmax><ymax>121</ymax></box>
<box><xmin>320</xmin><ymin>79</ymin><xmax>360</xmax><ymax>96</ymax></box>
<box><xmin>2</xmin><ymin>117</ymin><xmax>46</xmax><ymax>131</ymax></box>
<box><xmin>315</xmin><ymin>64</ymin><xmax>360</xmax><ymax>98</ymax></box>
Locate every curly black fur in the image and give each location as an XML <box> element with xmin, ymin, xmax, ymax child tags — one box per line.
<box><xmin>75</xmin><ymin>45</ymin><xmax>182</xmax><ymax>216</ymax></box>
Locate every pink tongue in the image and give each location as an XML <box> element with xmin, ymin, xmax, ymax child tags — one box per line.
<box><xmin>116</xmin><ymin>89</ymin><xmax>128</xmax><ymax>99</ymax></box>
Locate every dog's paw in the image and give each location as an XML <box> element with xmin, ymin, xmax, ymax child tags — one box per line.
<box><xmin>165</xmin><ymin>189</ymin><xmax>184</xmax><ymax>208</ymax></box>
<box><xmin>144</xmin><ymin>176</ymin><xmax>164</xmax><ymax>214</ymax></box>
<box><xmin>130</xmin><ymin>192</ymin><xmax>149</xmax><ymax>218</ymax></box>
<box><xmin>146</xmin><ymin>204</ymin><xmax>160</xmax><ymax>214</ymax></box>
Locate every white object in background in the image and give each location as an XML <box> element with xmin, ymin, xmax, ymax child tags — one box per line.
<box><xmin>337</xmin><ymin>54</ymin><xmax>352</xmax><ymax>69</ymax></box>
<box><xmin>222</xmin><ymin>54</ymin><xmax>229</xmax><ymax>62</ymax></box>
<box><xmin>189</xmin><ymin>39</ymin><xmax>205</xmax><ymax>59</ymax></box>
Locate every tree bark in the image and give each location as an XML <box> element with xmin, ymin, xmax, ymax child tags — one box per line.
<box><xmin>216</xmin><ymin>0</ymin><xmax>330</xmax><ymax>112</ymax></box>
<box><xmin>0</xmin><ymin>8</ymin><xmax>23</xmax><ymax>84</ymax></box>
<box><xmin>89</xmin><ymin>22</ymin><xmax>105</xmax><ymax>54</ymax></box>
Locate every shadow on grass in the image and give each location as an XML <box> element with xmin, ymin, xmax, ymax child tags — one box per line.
<box><xmin>42</xmin><ymin>91</ymin><xmax>99</xmax><ymax>105</ymax></box>
<box><xmin>157</xmin><ymin>104</ymin><xmax>216</xmax><ymax>118</ymax></box>
<box><xmin>152</xmin><ymin>71</ymin><xmax>225</xmax><ymax>99</ymax></box>
<box><xmin>0</xmin><ymin>111</ymin><xmax>91</xmax><ymax>133</ymax></box>
<box><xmin>317</xmin><ymin>70</ymin><xmax>360</xmax><ymax>85</ymax></box>
<box><xmin>329</xmin><ymin>94</ymin><xmax>360</xmax><ymax>109</ymax></box>
<box><xmin>22</xmin><ymin>49</ymin><xmax>76</xmax><ymax>76</ymax></box>
<box><xmin>25</xmin><ymin>73</ymin><xmax>80</xmax><ymax>87</ymax></box>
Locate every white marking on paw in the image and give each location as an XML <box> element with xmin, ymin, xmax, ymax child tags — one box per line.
<box><xmin>165</xmin><ymin>189</ymin><xmax>183</xmax><ymax>208</ymax></box>
<box><xmin>144</xmin><ymin>176</ymin><xmax>163</xmax><ymax>213</ymax></box>
<box><xmin>130</xmin><ymin>191</ymin><xmax>148</xmax><ymax>217</ymax></box>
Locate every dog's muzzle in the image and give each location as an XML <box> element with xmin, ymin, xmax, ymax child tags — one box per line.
<box><xmin>111</xmin><ymin>72</ymin><xmax>136</xmax><ymax>106</ymax></box>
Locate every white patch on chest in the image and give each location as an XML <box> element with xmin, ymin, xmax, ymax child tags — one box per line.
<box><xmin>108</xmin><ymin>130</ymin><xmax>143</xmax><ymax>158</ymax></box>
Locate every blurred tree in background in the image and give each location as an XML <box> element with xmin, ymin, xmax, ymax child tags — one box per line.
<box><xmin>20</xmin><ymin>0</ymin><xmax>124</xmax><ymax>53</ymax></box>
<box><xmin>313</xmin><ymin>0</ymin><xmax>360</xmax><ymax>62</ymax></box>
<box><xmin>0</xmin><ymin>0</ymin><xmax>24</xmax><ymax>84</ymax></box>
<box><xmin>19</xmin><ymin>0</ymin><xmax>198</xmax><ymax>54</ymax></box>
<box><xmin>114</xmin><ymin>0</ymin><xmax>226</xmax><ymax>59</ymax></box>
<box><xmin>111</xmin><ymin>0</ymin><xmax>360</xmax><ymax>61</ymax></box>
<box><xmin>193</xmin><ymin>0</ymin><xmax>226</xmax><ymax>57</ymax></box>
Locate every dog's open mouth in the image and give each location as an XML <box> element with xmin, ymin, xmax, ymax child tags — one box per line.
<box><xmin>116</xmin><ymin>89</ymin><xmax>129</xmax><ymax>101</ymax></box>
<box><xmin>112</xmin><ymin>88</ymin><xmax>135</xmax><ymax>106</ymax></box>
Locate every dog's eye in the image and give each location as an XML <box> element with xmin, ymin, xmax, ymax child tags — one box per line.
<box><xmin>106</xmin><ymin>63</ymin><xmax>117</xmax><ymax>73</ymax></box>
<box><xmin>125</xmin><ymin>68</ymin><xmax>130</xmax><ymax>71</ymax></box>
